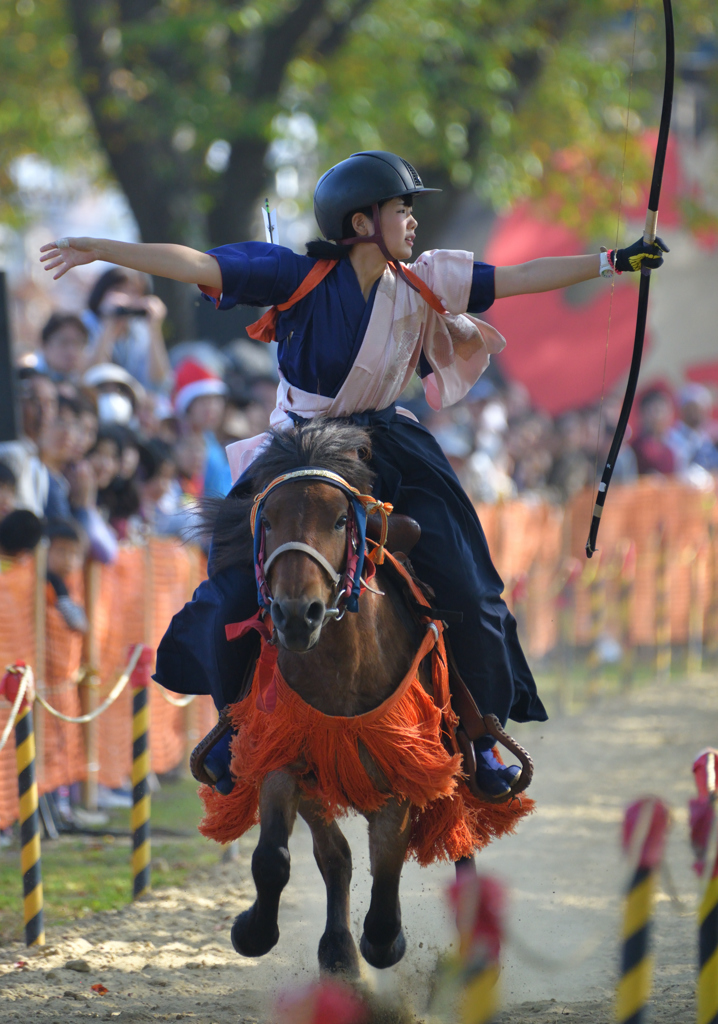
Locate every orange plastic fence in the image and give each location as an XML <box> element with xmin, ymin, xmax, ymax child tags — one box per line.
<box><xmin>0</xmin><ymin>540</ymin><xmax>215</xmax><ymax>830</ymax></box>
<box><xmin>0</xmin><ymin>554</ymin><xmax>37</xmax><ymax>833</ymax></box>
<box><xmin>43</xmin><ymin>587</ymin><xmax>85</xmax><ymax>794</ymax></box>
<box><xmin>481</xmin><ymin>479</ymin><xmax>718</xmax><ymax>656</ymax></box>
<box><xmin>1</xmin><ymin>482</ymin><xmax>717</xmax><ymax>830</ymax></box>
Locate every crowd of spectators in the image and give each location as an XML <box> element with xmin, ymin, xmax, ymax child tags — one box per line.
<box><xmin>419</xmin><ymin>375</ymin><xmax>718</xmax><ymax>506</ymax></box>
<box><xmin>0</xmin><ymin>267</ymin><xmax>280</xmax><ymax>633</ymax></box>
<box><xmin>1</xmin><ymin>264</ymin><xmax>718</xmax><ymax>632</ymax></box>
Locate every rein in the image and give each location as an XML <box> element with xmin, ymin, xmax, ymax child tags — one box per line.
<box><xmin>250</xmin><ymin>467</ymin><xmax>393</xmax><ymax>621</ymax></box>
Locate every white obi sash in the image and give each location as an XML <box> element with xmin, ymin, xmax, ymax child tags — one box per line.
<box><xmin>225</xmin><ymin>249</ymin><xmax>505</xmax><ymax>483</ymax></box>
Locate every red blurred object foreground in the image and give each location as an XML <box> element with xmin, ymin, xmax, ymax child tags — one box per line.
<box><xmin>622</xmin><ymin>797</ymin><xmax>670</xmax><ymax>870</ymax></box>
<box><xmin>690</xmin><ymin>748</ymin><xmax>718</xmax><ymax>878</ymax></box>
<box><xmin>0</xmin><ymin>662</ymin><xmax>32</xmax><ymax>706</ymax></box>
<box><xmin>275</xmin><ymin>979</ymin><xmax>368</xmax><ymax>1024</ymax></box>
<box><xmin>449</xmin><ymin>873</ymin><xmax>506</xmax><ymax>965</ymax></box>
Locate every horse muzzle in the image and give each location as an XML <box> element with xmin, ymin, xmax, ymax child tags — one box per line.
<box><xmin>271</xmin><ymin>597</ymin><xmax>326</xmax><ymax>653</ymax></box>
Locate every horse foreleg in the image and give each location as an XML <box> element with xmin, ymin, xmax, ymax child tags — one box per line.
<box><xmin>299</xmin><ymin>799</ymin><xmax>359</xmax><ymax>977</ymax></box>
<box><xmin>231</xmin><ymin>769</ymin><xmax>299</xmax><ymax>958</ymax></box>
<box><xmin>360</xmin><ymin>797</ymin><xmax>411</xmax><ymax>969</ymax></box>
<box><xmin>455</xmin><ymin>854</ymin><xmax>476</xmax><ymax>877</ymax></box>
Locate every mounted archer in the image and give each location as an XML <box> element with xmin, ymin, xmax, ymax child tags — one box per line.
<box><xmin>40</xmin><ymin>150</ymin><xmax>669</xmax><ymax>801</ymax></box>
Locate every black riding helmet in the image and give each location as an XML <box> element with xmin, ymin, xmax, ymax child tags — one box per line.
<box><xmin>314</xmin><ymin>151</ymin><xmax>441</xmax><ymax>242</ymax></box>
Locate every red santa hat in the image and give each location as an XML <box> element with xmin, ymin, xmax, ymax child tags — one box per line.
<box><xmin>173</xmin><ymin>359</ymin><xmax>227</xmax><ymax>417</ymax></box>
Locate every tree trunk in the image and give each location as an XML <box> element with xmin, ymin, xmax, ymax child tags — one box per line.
<box><xmin>207</xmin><ymin>137</ymin><xmax>270</xmax><ymax>248</ymax></box>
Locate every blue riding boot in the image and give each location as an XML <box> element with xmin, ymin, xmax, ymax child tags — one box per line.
<box><xmin>474</xmin><ymin>738</ymin><xmax>521</xmax><ymax>798</ymax></box>
<box><xmin>203</xmin><ymin>730</ymin><xmax>235</xmax><ymax>795</ymax></box>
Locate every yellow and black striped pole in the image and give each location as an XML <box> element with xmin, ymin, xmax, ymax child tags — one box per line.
<box><xmin>2</xmin><ymin>664</ymin><xmax>44</xmax><ymax>947</ymax></box>
<box><xmin>691</xmin><ymin>750</ymin><xmax>718</xmax><ymax>1024</ymax></box>
<box><xmin>615</xmin><ymin>797</ymin><xmax>670</xmax><ymax>1024</ymax></box>
<box><xmin>16</xmin><ymin>697</ymin><xmax>44</xmax><ymax>946</ymax></box>
<box><xmin>130</xmin><ymin>645</ymin><xmax>152</xmax><ymax>899</ymax></box>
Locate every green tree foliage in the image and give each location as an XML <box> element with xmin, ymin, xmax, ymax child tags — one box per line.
<box><xmin>0</xmin><ymin>0</ymin><xmax>714</xmax><ymax>334</ymax></box>
<box><xmin>309</xmin><ymin>0</ymin><xmax>715</xmax><ymax>239</ymax></box>
<box><xmin>0</xmin><ymin>0</ymin><xmax>94</xmax><ymax>226</ymax></box>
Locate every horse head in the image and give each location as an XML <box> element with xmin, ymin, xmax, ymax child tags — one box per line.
<box><xmin>261</xmin><ymin>478</ymin><xmax>353</xmax><ymax>651</ymax></box>
<box><xmin>203</xmin><ymin>420</ymin><xmax>377</xmax><ymax>653</ymax></box>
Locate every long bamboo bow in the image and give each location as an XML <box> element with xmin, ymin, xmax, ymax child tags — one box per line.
<box><xmin>585</xmin><ymin>0</ymin><xmax>675</xmax><ymax>558</ymax></box>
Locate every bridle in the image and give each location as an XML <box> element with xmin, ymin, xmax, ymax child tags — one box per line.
<box><xmin>250</xmin><ymin>468</ymin><xmax>392</xmax><ymax>622</ymax></box>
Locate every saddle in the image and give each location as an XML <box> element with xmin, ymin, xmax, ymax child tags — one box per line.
<box><xmin>190</xmin><ymin>513</ymin><xmax>533</xmax><ymax>805</ymax></box>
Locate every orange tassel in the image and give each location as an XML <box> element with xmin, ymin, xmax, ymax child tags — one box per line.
<box><xmin>367</xmin><ymin>545</ymin><xmax>386</xmax><ymax>565</ymax></box>
<box><xmin>199</xmin><ymin>624</ymin><xmax>533</xmax><ymax>861</ymax></box>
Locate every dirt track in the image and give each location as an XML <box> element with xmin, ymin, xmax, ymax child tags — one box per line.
<box><xmin>0</xmin><ymin>671</ymin><xmax>713</xmax><ymax>1023</ymax></box>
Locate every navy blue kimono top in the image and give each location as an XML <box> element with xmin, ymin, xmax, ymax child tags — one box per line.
<box><xmin>206</xmin><ymin>242</ymin><xmax>496</xmax><ymax>399</ymax></box>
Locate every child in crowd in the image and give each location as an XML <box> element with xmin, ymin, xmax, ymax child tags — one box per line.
<box><xmin>173</xmin><ymin>359</ymin><xmax>232</xmax><ymax>498</ymax></box>
<box><xmin>45</xmin><ymin>518</ymin><xmax>88</xmax><ymax>633</ymax></box>
<box><xmin>35</xmin><ymin>313</ymin><xmax>89</xmax><ymax>384</ymax></box>
<box><xmin>136</xmin><ymin>439</ymin><xmax>195</xmax><ymax>538</ymax></box>
<box><xmin>174</xmin><ymin>433</ymin><xmax>206</xmax><ymax>500</ymax></box>
<box><xmin>87</xmin><ymin>425</ymin><xmax>123</xmax><ymax>497</ymax></box>
<box><xmin>40</xmin><ymin>394</ymin><xmax>118</xmax><ymax>564</ymax></box>
<box><xmin>0</xmin><ymin>510</ymin><xmax>43</xmax><ymax>567</ymax></box>
<box><xmin>96</xmin><ymin>426</ymin><xmax>141</xmax><ymax>538</ymax></box>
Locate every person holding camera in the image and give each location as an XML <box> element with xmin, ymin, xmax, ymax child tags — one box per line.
<box><xmin>83</xmin><ymin>267</ymin><xmax>171</xmax><ymax>392</ymax></box>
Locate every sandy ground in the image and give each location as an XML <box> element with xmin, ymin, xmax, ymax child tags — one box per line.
<box><xmin>0</xmin><ymin>671</ymin><xmax>714</xmax><ymax>1023</ymax></box>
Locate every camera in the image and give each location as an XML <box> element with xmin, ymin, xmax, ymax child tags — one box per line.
<box><xmin>108</xmin><ymin>306</ymin><xmax>149</xmax><ymax>318</ymax></box>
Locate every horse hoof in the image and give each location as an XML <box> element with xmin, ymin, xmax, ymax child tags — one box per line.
<box><xmin>230</xmin><ymin>906</ymin><xmax>279</xmax><ymax>958</ymax></box>
<box><xmin>318</xmin><ymin>929</ymin><xmax>360</xmax><ymax>977</ymax></box>
<box><xmin>360</xmin><ymin>927</ymin><xmax>406</xmax><ymax>969</ymax></box>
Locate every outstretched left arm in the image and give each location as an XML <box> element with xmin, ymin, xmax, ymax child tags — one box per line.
<box><xmin>494</xmin><ymin>236</ymin><xmax>668</xmax><ymax>299</ymax></box>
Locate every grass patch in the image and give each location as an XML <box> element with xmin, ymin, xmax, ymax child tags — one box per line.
<box><xmin>0</xmin><ymin>776</ymin><xmax>220</xmax><ymax>946</ymax></box>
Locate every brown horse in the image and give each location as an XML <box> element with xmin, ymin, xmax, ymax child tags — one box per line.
<box><xmin>199</xmin><ymin>419</ymin><xmax>527</xmax><ymax>975</ymax></box>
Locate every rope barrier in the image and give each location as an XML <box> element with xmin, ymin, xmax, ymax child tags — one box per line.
<box><xmin>154</xmin><ymin>685</ymin><xmax>196</xmax><ymax>708</ymax></box>
<box><xmin>33</xmin><ymin>645</ymin><xmax>144</xmax><ymax>724</ymax></box>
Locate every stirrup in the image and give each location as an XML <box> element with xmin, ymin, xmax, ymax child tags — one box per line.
<box><xmin>189</xmin><ymin>707</ymin><xmax>233</xmax><ymax>785</ymax></box>
<box><xmin>456</xmin><ymin>717</ymin><xmax>533</xmax><ymax>805</ymax></box>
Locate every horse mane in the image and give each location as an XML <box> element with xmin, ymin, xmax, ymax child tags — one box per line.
<box><xmin>203</xmin><ymin>418</ymin><xmax>375</xmax><ymax>577</ymax></box>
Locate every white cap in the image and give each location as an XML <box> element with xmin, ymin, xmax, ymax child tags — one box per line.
<box><xmin>82</xmin><ymin>363</ymin><xmax>146</xmax><ymax>407</ymax></box>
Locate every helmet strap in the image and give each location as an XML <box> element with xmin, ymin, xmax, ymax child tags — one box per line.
<box><xmin>338</xmin><ymin>202</ymin><xmax>421</xmax><ymax>296</ymax></box>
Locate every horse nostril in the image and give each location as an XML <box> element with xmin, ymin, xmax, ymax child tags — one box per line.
<box><xmin>305</xmin><ymin>600</ymin><xmax>325</xmax><ymax>627</ymax></box>
<box><xmin>271</xmin><ymin>601</ymin><xmax>287</xmax><ymax>629</ymax></box>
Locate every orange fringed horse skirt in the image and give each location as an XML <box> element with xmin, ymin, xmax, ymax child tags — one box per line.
<box><xmin>200</xmin><ymin>624</ymin><xmax>533</xmax><ymax>865</ymax></box>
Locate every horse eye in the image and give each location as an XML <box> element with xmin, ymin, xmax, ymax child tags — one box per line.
<box><xmin>261</xmin><ymin>515</ymin><xmax>271</xmax><ymax>532</ymax></box>
<box><xmin>335</xmin><ymin>514</ymin><xmax>348</xmax><ymax>531</ymax></box>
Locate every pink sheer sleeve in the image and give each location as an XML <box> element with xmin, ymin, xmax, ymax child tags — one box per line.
<box><xmin>409</xmin><ymin>250</ymin><xmax>506</xmax><ymax>410</ymax></box>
